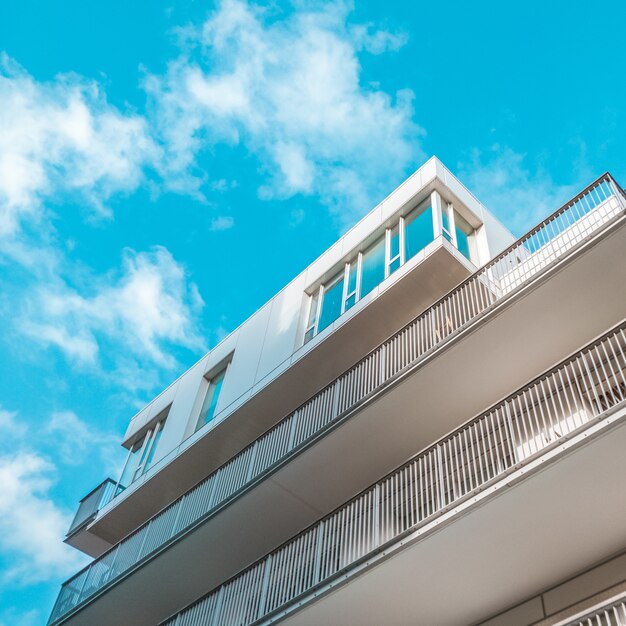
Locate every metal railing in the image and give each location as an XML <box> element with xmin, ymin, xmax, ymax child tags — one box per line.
<box><xmin>563</xmin><ymin>596</ymin><xmax>626</xmax><ymax>625</ymax></box>
<box><xmin>49</xmin><ymin>174</ymin><xmax>626</xmax><ymax>624</ymax></box>
<box><xmin>66</xmin><ymin>479</ymin><xmax>116</xmax><ymax>537</ymax></box>
<box><xmin>163</xmin><ymin>321</ymin><xmax>626</xmax><ymax>626</ymax></box>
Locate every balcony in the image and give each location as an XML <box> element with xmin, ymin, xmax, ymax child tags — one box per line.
<box><xmin>65</xmin><ymin>479</ymin><xmax>116</xmax><ymax>554</ymax></box>
<box><xmin>49</xmin><ymin>174</ymin><xmax>626</xmax><ymax>625</ymax></box>
<box><xmin>162</xmin><ymin>320</ymin><xmax>626</xmax><ymax>626</ymax></box>
<box><xmin>562</xmin><ymin>594</ymin><xmax>626</xmax><ymax>625</ymax></box>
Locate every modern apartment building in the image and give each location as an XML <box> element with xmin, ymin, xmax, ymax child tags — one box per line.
<box><xmin>48</xmin><ymin>157</ymin><xmax>626</xmax><ymax>626</ymax></box>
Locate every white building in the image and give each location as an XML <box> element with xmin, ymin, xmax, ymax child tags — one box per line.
<box><xmin>48</xmin><ymin>157</ymin><xmax>626</xmax><ymax>626</ymax></box>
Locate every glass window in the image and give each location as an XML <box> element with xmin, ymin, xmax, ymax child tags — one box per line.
<box><xmin>196</xmin><ymin>367</ymin><xmax>227</xmax><ymax>431</ymax></box>
<box><xmin>388</xmin><ymin>225</ymin><xmax>401</xmax><ymax>275</ymax></box>
<box><xmin>318</xmin><ymin>271</ymin><xmax>344</xmax><ymax>332</ymax></box>
<box><xmin>405</xmin><ymin>204</ymin><xmax>434</xmax><ymax>260</ymax></box>
<box><xmin>144</xmin><ymin>421</ymin><xmax>164</xmax><ymax>472</ymax></box>
<box><xmin>304</xmin><ymin>291</ymin><xmax>319</xmax><ymax>343</ymax></box>
<box><xmin>343</xmin><ymin>261</ymin><xmax>358</xmax><ymax>312</ymax></box>
<box><xmin>441</xmin><ymin>205</ymin><xmax>453</xmax><ymax>242</ymax></box>
<box><xmin>454</xmin><ymin>211</ymin><xmax>472</xmax><ymax>260</ymax></box>
<box><xmin>116</xmin><ymin>438</ymin><xmax>144</xmax><ymax>494</ymax></box>
<box><xmin>361</xmin><ymin>236</ymin><xmax>385</xmax><ymax>297</ymax></box>
<box><xmin>116</xmin><ymin>411</ymin><xmax>168</xmax><ymax>494</ymax></box>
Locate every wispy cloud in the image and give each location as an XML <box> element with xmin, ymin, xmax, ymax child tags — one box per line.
<box><xmin>0</xmin><ymin>403</ymin><xmax>124</xmax><ymax>587</ymax></box>
<box><xmin>145</xmin><ymin>0</ymin><xmax>422</xmax><ymax>225</ymax></box>
<box><xmin>209</xmin><ymin>215</ymin><xmax>235</xmax><ymax>231</ymax></box>
<box><xmin>0</xmin><ymin>54</ymin><xmax>158</xmax><ymax>249</ymax></box>
<box><xmin>0</xmin><ymin>407</ymin><xmax>26</xmax><ymax>438</ymax></box>
<box><xmin>0</xmin><ymin>452</ymin><xmax>87</xmax><ymax>584</ymax></box>
<box><xmin>20</xmin><ymin>246</ymin><xmax>205</xmax><ymax>378</ymax></box>
<box><xmin>458</xmin><ymin>146</ymin><xmax>590</xmax><ymax>235</ymax></box>
<box><xmin>46</xmin><ymin>411</ymin><xmax>121</xmax><ymax>468</ymax></box>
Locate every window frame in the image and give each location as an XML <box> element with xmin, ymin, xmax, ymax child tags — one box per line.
<box><xmin>385</xmin><ymin>220</ymin><xmax>405</xmax><ymax>278</ymax></box>
<box><xmin>195</xmin><ymin>362</ymin><xmax>230</xmax><ymax>433</ymax></box>
<box><xmin>316</xmin><ymin>269</ymin><xmax>344</xmax><ymax>334</ymax></box>
<box><xmin>302</xmin><ymin>195</ymin><xmax>477</xmax><ymax>345</ymax></box>
<box><xmin>341</xmin><ymin>255</ymin><xmax>361</xmax><ymax>314</ymax></box>
<box><xmin>115</xmin><ymin>409</ymin><xmax>169</xmax><ymax>495</ymax></box>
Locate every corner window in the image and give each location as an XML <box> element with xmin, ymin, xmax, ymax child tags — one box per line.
<box><xmin>302</xmin><ymin>196</ymin><xmax>474</xmax><ymax>345</ymax></box>
<box><xmin>116</xmin><ymin>410</ymin><xmax>168</xmax><ymax>495</ymax></box>
<box><xmin>405</xmin><ymin>203</ymin><xmax>434</xmax><ymax>260</ymax></box>
<box><xmin>440</xmin><ymin>204</ymin><xmax>453</xmax><ymax>243</ymax></box>
<box><xmin>454</xmin><ymin>210</ymin><xmax>472</xmax><ymax>260</ymax></box>
<box><xmin>196</xmin><ymin>366</ymin><xmax>227</xmax><ymax>432</ymax></box>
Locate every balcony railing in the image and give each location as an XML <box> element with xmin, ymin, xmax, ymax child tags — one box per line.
<box><xmin>49</xmin><ymin>174</ymin><xmax>626</xmax><ymax>624</ymax></box>
<box><xmin>561</xmin><ymin>595</ymin><xmax>626</xmax><ymax>625</ymax></box>
<box><xmin>162</xmin><ymin>320</ymin><xmax>626</xmax><ymax>626</ymax></box>
<box><xmin>66</xmin><ymin>479</ymin><xmax>116</xmax><ymax>537</ymax></box>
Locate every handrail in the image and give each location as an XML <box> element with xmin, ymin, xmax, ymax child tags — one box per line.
<box><xmin>48</xmin><ymin>173</ymin><xmax>626</xmax><ymax>624</ymax></box>
<box><xmin>557</xmin><ymin>593</ymin><xmax>626</xmax><ymax>625</ymax></box>
<box><xmin>162</xmin><ymin>320</ymin><xmax>626</xmax><ymax>626</ymax></box>
<box><xmin>66</xmin><ymin>479</ymin><xmax>116</xmax><ymax>537</ymax></box>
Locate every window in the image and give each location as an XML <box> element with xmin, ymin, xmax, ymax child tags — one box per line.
<box><xmin>196</xmin><ymin>366</ymin><xmax>227</xmax><ymax>431</ymax></box>
<box><xmin>454</xmin><ymin>210</ymin><xmax>472</xmax><ymax>260</ymax></box>
<box><xmin>116</xmin><ymin>411</ymin><xmax>168</xmax><ymax>495</ymax></box>
<box><xmin>304</xmin><ymin>291</ymin><xmax>319</xmax><ymax>343</ymax></box>
<box><xmin>343</xmin><ymin>260</ymin><xmax>359</xmax><ymax>312</ymax></box>
<box><xmin>116</xmin><ymin>439</ymin><xmax>143</xmax><ymax>495</ymax></box>
<box><xmin>360</xmin><ymin>236</ymin><xmax>385</xmax><ymax>297</ymax></box>
<box><xmin>144</xmin><ymin>421</ymin><xmax>164</xmax><ymax>471</ymax></box>
<box><xmin>302</xmin><ymin>196</ymin><xmax>474</xmax><ymax>344</ymax></box>
<box><xmin>318</xmin><ymin>270</ymin><xmax>344</xmax><ymax>333</ymax></box>
<box><xmin>387</xmin><ymin>224</ymin><xmax>402</xmax><ymax>276</ymax></box>
<box><xmin>405</xmin><ymin>204</ymin><xmax>434</xmax><ymax>260</ymax></box>
<box><xmin>441</xmin><ymin>204</ymin><xmax>453</xmax><ymax>243</ymax></box>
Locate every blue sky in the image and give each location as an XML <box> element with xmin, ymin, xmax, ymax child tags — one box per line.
<box><xmin>0</xmin><ymin>0</ymin><xmax>625</xmax><ymax>623</ymax></box>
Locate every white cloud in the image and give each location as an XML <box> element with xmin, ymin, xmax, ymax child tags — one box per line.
<box><xmin>350</xmin><ymin>23</ymin><xmax>408</xmax><ymax>54</ymax></box>
<box><xmin>458</xmin><ymin>146</ymin><xmax>587</xmax><ymax>235</ymax></box>
<box><xmin>209</xmin><ymin>215</ymin><xmax>235</xmax><ymax>231</ymax></box>
<box><xmin>0</xmin><ymin>407</ymin><xmax>26</xmax><ymax>437</ymax></box>
<box><xmin>21</xmin><ymin>246</ymin><xmax>205</xmax><ymax>375</ymax></box>
<box><xmin>0</xmin><ymin>452</ymin><xmax>86</xmax><ymax>584</ymax></box>
<box><xmin>0</xmin><ymin>607</ymin><xmax>41</xmax><ymax>626</ymax></box>
<box><xmin>145</xmin><ymin>0</ymin><xmax>422</xmax><ymax>224</ymax></box>
<box><xmin>0</xmin><ymin>54</ymin><xmax>158</xmax><ymax>244</ymax></box>
<box><xmin>46</xmin><ymin>411</ymin><xmax>121</xmax><ymax>468</ymax></box>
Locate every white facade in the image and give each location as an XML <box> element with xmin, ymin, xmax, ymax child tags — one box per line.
<box><xmin>49</xmin><ymin>160</ymin><xmax>626</xmax><ymax>626</ymax></box>
<box><xmin>108</xmin><ymin>157</ymin><xmax>513</xmax><ymax>511</ymax></box>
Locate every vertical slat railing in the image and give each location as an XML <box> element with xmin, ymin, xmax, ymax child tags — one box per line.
<box><xmin>562</xmin><ymin>597</ymin><xmax>626</xmax><ymax>625</ymax></box>
<box><xmin>162</xmin><ymin>321</ymin><xmax>626</xmax><ymax>626</ymax></box>
<box><xmin>51</xmin><ymin>175</ymin><xmax>626</xmax><ymax>625</ymax></box>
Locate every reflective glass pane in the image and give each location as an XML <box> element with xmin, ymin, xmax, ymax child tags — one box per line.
<box><xmin>306</xmin><ymin>291</ymin><xmax>319</xmax><ymax>328</ymax></box>
<box><xmin>361</xmin><ymin>237</ymin><xmax>385</xmax><ymax>297</ymax></box>
<box><xmin>197</xmin><ymin>368</ymin><xmax>226</xmax><ymax>430</ymax></box>
<box><xmin>144</xmin><ymin>423</ymin><xmax>163</xmax><ymax>471</ymax></box>
<box><xmin>454</xmin><ymin>211</ymin><xmax>472</xmax><ymax>260</ymax></box>
<box><xmin>318</xmin><ymin>273</ymin><xmax>344</xmax><ymax>332</ymax></box>
<box><xmin>346</xmin><ymin>263</ymin><xmax>357</xmax><ymax>294</ymax></box>
<box><xmin>389</xmin><ymin>225</ymin><xmax>400</xmax><ymax>259</ymax></box>
<box><xmin>117</xmin><ymin>439</ymin><xmax>143</xmax><ymax>491</ymax></box>
<box><xmin>405</xmin><ymin>204</ymin><xmax>434</xmax><ymax>260</ymax></box>
<box><xmin>441</xmin><ymin>206</ymin><xmax>451</xmax><ymax>233</ymax></box>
